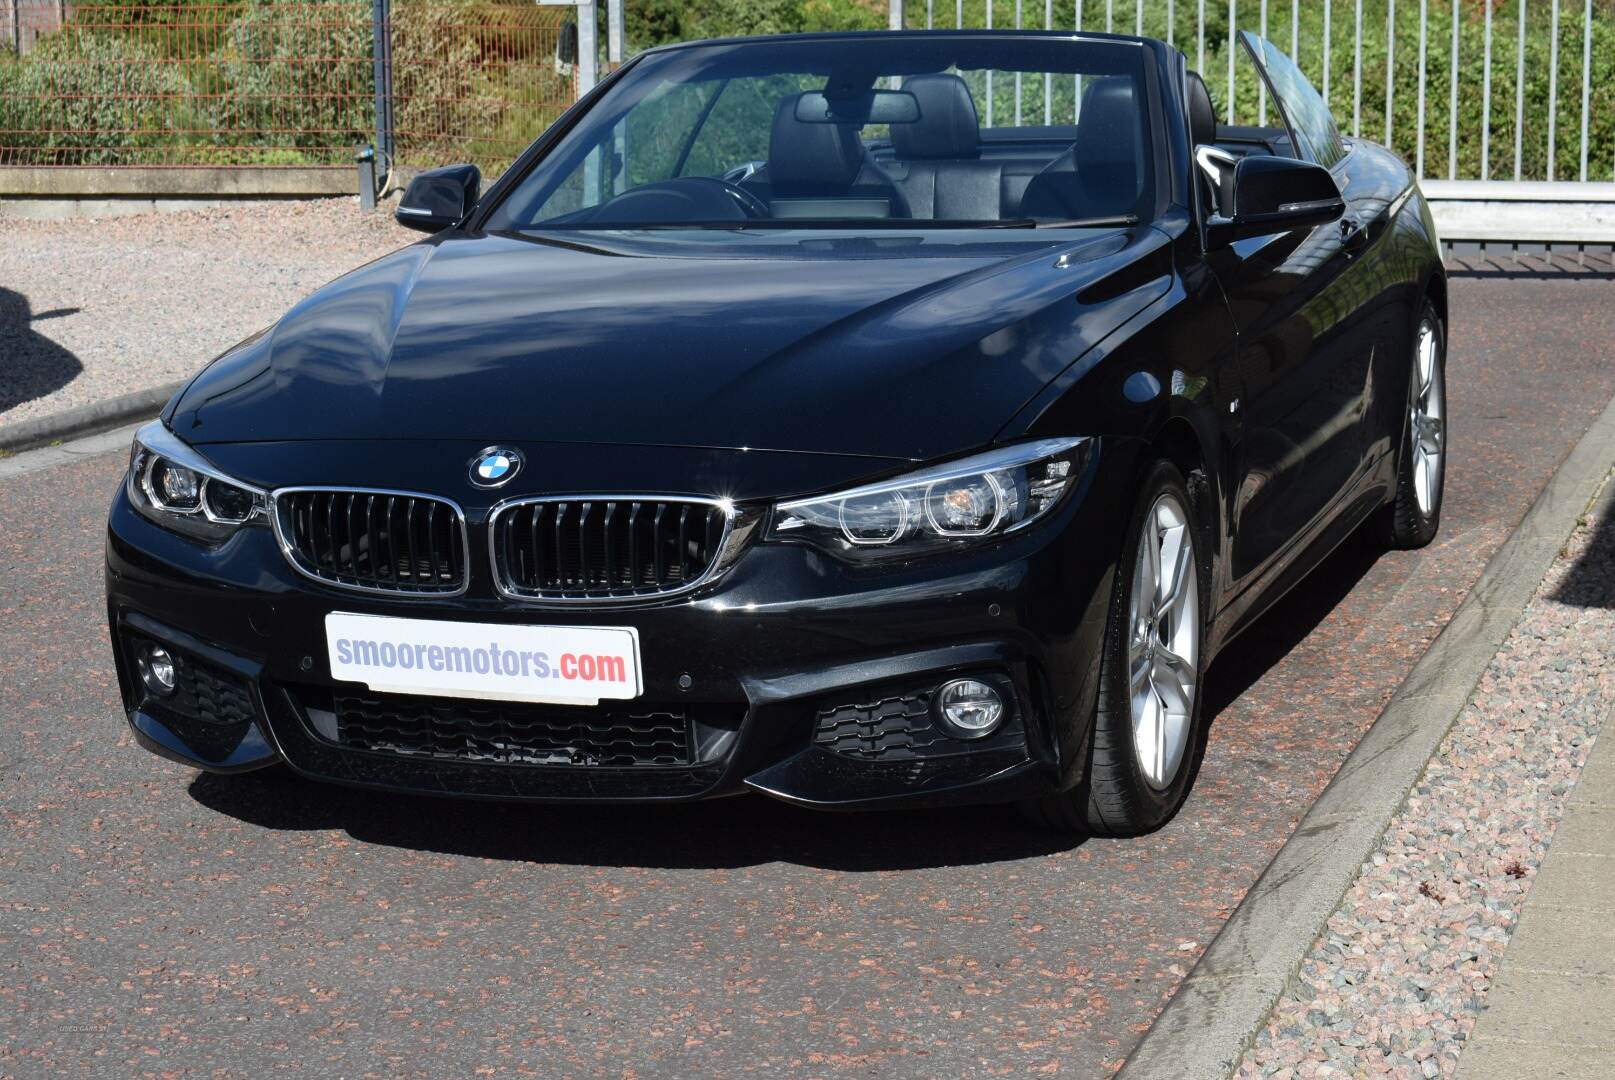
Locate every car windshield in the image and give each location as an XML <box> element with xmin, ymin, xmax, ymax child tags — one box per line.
<box><xmin>483</xmin><ymin>34</ymin><xmax>1157</xmax><ymax>232</ymax></box>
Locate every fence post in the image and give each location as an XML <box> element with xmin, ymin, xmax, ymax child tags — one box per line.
<box><xmin>576</xmin><ymin>0</ymin><xmax>597</xmax><ymax>94</ymax></box>
<box><xmin>607</xmin><ymin>0</ymin><xmax>623</xmax><ymax>70</ymax></box>
<box><xmin>890</xmin><ymin>0</ymin><xmax>904</xmax><ymax>30</ymax></box>
<box><xmin>11</xmin><ymin>0</ymin><xmax>20</xmax><ymax>56</ymax></box>
<box><xmin>372</xmin><ymin>0</ymin><xmax>395</xmax><ymax>169</ymax></box>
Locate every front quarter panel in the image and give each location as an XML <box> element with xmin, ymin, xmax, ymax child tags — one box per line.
<box><xmin>1003</xmin><ymin>215</ymin><xmax>1242</xmax><ymax>621</ymax></box>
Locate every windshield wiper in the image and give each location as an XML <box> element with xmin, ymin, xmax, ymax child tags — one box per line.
<box><xmin>1032</xmin><ymin>214</ymin><xmax>1140</xmax><ymax>229</ymax></box>
<box><xmin>517</xmin><ymin>215</ymin><xmax>1140</xmax><ymax>232</ymax></box>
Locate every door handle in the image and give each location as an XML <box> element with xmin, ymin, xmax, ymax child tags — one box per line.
<box><xmin>1339</xmin><ymin>217</ymin><xmax>1368</xmax><ymax>256</ymax></box>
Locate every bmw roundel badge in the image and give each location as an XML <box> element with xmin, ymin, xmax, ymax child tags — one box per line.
<box><xmin>469</xmin><ymin>446</ymin><xmax>523</xmax><ymax>488</ymax></box>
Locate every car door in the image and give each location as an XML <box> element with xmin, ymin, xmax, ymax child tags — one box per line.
<box><xmin>1209</xmin><ymin>32</ymin><xmax>1382</xmax><ymax>596</ymax></box>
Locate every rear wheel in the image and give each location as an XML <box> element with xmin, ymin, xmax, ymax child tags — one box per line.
<box><xmin>1019</xmin><ymin>461</ymin><xmax>1206</xmax><ymax>836</ymax></box>
<box><xmin>1383</xmin><ymin>303</ymin><xmax>1446</xmax><ymax>549</ymax></box>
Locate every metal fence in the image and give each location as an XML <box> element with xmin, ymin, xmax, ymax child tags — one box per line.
<box><xmin>0</xmin><ymin>1</ymin><xmax>575</xmax><ymax>169</ymax></box>
<box><xmin>897</xmin><ymin>0</ymin><xmax>1614</xmax><ymax>184</ymax></box>
<box><xmin>4</xmin><ymin>0</ymin><xmax>1609</xmax><ymax>214</ymax></box>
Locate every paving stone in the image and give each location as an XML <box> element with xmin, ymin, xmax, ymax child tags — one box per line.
<box><xmin>1458</xmin><ymin>1035</ymin><xmax>1615</xmax><ymax>1080</ymax></box>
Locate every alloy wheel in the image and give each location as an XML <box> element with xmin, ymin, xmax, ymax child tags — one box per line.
<box><xmin>1410</xmin><ymin>318</ymin><xmax>1446</xmax><ymax>517</ymax></box>
<box><xmin>1127</xmin><ymin>492</ymin><xmax>1200</xmax><ymax>791</ymax></box>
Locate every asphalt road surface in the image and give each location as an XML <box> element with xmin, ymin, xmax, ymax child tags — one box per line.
<box><xmin>4</xmin><ymin>277</ymin><xmax>1614</xmax><ymax>1079</ymax></box>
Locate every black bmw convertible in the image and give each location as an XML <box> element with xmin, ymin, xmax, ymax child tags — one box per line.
<box><xmin>107</xmin><ymin>29</ymin><xmax>1447</xmax><ymax>835</ymax></box>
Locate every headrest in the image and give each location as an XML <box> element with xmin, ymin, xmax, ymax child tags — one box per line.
<box><xmin>1187</xmin><ymin>70</ymin><xmax>1217</xmax><ymax>147</ymax></box>
<box><xmin>892</xmin><ymin>73</ymin><xmax>980</xmax><ymax>159</ymax></box>
<box><xmin>1075</xmin><ymin>77</ymin><xmax>1141</xmax><ymax>194</ymax></box>
<box><xmin>768</xmin><ymin>94</ymin><xmax>865</xmax><ymax>194</ymax></box>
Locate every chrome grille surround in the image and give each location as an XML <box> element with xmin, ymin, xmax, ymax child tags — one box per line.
<box><xmin>488</xmin><ymin>495</ymin><xmax>742</xmax><ymax>604</ymax></box>
<box><xmin>270</xmin><ymin>487</ymin><xmax>471</xmax><ymax>598</ymax></box>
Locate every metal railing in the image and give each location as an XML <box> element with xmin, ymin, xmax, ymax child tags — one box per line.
<box><xmin>895</xmin><ymin>0</ymin><xmax>1614</xmax><ymax>185</ymax></box>
<box><xmin>0</xmin><ymin>1</ymin><xmax>575</xmax><ymax>170</ymax></box>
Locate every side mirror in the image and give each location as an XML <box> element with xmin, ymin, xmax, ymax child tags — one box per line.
<box><xmin>395</xmin><ymin>164</ymin><xmax>481</xmax><ymax>234</ymax></box>
<box><xmin>1205</xmin><ymin>155</ymin><xmax>1344</xmax><ymax>248</ymax></box>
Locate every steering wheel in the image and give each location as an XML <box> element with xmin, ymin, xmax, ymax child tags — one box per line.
<box><xmin>562</xmin><ymin>177</ymin><xmax>770</xmax><ymax>226</ymax></box>
<box><xmin>720</xmin><ymin>160</ymin><xmax>765</xmax><ymax>185</ymax></box>
<box><xmin>711</xmin><ymin>176</ymin><xmax>770</xmax><ymax>219</ymax></box>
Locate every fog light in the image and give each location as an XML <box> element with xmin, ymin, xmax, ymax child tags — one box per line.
<box><xmin>136</xmin><ymin>643</ymin><xmax>178</xmax><ymax>697</ymax></box>
<box><xmin>935</xmin><ymin>678</ymin><xmax>1004</xmax><ymax>738</ymax></box>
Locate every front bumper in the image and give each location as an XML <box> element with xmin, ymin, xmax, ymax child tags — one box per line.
<box><xmin>106</xmin><ymin>447</ymin><xmax>1130</xmax><ymax>809</ymax></box>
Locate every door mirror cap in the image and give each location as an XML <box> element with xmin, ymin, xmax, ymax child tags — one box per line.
<box><xmin>395</xmin><ymin>164</ymin><xmax>482</xmax><ymax>234</ymax></box>
<box><xmin>1205</xmin><ymin>155</ymin><xmax>1345</xmax><ymax>248</ymax></box>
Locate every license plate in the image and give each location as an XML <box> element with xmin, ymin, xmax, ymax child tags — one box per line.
<box><xmin>324</xmin><ymin>612</ymin><xmax>642</xmax><ymax>706</ymax></box>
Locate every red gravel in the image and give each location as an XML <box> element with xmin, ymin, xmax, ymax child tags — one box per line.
<box><xmin>1238</xmin><ymin>478</ymin><xmax>1615</xmax><ymax>1079</ymax></box>
<box><xmin>0</xmin><ymin>278</ymin><xmax>1613</xmax><ymax>1077</ymax></box>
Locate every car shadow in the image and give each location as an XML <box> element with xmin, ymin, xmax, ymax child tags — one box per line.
<box><xmin>1445</xmin><ymin>247</ymin><xmax>1615</xmax><ymax>279</ymax></box>
<box><xmin>1199</xmin><ymin>525</ymin><xmax>1386</xmax><ymax>721</ymax></box>
<box><xmin>188</xmin><ymin>769</ymin><xmax>1083</xmax><ymax>872</ymax></box>
<box><xmin>0</xmin><ymin>287</ymin><xmax>83</xmax><ymax>417</ymax></box>
<box><xmin>1552</xmin><ymin>488</ymin><xmax>1615</xmax><ymax>609</ymax></box>
<box><xmin>1175</xmin><ymin>523</ymin><xmax>1387</xmax><ymax>806</ymax></box>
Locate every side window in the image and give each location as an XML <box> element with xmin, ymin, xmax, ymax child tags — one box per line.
<box><xmin>1241</xmin><ymin>33</ymin><xmax>1346</xmax><ymax>169</ymax></box>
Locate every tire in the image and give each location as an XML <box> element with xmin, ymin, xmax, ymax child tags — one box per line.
<box><xmin>1019</xmin><ymin>461</ymin><xmax>1208</xmax><ymax>836</ymax></box>
<box><xmin>1382</xmin><ymin>301</ymin><xmax>1447</xmax><ymax>549</ymax></box>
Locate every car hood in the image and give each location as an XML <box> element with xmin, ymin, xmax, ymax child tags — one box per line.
<box><xmin>169</xmin><ymin>226</ymin><xmax>1171</xmax><ymax>461</ymax></box>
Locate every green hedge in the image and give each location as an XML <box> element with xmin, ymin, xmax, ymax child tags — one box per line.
<box><xmin>0</xmin><ymin>31</ymin><xmax>193</xmax><ymax>165</ymax></box>
<box><xmin>0</xmin><ymin>0</ymin><xmax>567</xmax><ymax>169</ymax></box>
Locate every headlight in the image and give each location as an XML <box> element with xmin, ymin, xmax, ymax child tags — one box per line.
<box><xmin>126</xmin><ymin>421</ymin><xmax>268</xmax><ymax>542</ymax></box>
<box><xmin>768</xmin><ymin>437</ymin><xmax>1091</xmax><ymax>561</ymax></box>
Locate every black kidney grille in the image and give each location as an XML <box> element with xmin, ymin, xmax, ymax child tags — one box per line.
<box><xmin>334</xmin><ymin>692</ymin><xmax>694</xmax><ymax>767</ymax></box>
<box><xmin>493</xmin><ymin>499</ymin><xmax>730</xmax><ymax>600</ymax></box>
<box><xmin>276</xmin><ymin>490</ymin><xmax>466</xmax><ymax>595</ymax></box>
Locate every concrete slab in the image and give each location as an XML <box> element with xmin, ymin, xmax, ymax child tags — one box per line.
<box><xmin>1546</xmin><ymin>804</ymin><xmax>1615</xmax><ymax>859</ymax></box>
<box><xmin>1525</xmin><ymin>853</ymin><xmax>1615</xmax><ymax>915</ymax></box>
<box><xmin>1500</xmin><ymin>905</ymin><xmax>1615</xmax><ymax>978</ymax></box>
<box><xmin>1573</xmin><ymin>739</ymin><xmax>1615</xmax><ymax>808</ymax></box>
<box><xmin>1460</xmin><ymin>1035</ymin><xmax>1615</xmax><ymax>1080</ymax></box>
<box><xmin>1462</xmin><ymin>975</ymin><xmax>1615</xmax><ymax>1052</ymax></box>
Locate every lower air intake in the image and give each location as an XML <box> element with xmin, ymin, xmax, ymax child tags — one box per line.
<box><xmin>334</xmin><ymin>692</ymin><xmax>695</xmax><ymax>767</ymax></box>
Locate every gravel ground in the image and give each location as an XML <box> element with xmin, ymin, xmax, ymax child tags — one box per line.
<box><xmin>0</xmin><ymin>199</ymin><xmax>412</xmax><ymax>429</ymax></box>
<box><xmin>1236</xmin><ymin>481</ymin><xmax>1615</xmax><ymax>1079</ymax></box>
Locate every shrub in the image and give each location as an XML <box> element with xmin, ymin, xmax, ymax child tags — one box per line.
<box><xmin>627</xmin><ymin>0</ymin><xmax>885</xmax><ymax>49</ymax></box>
<box><xmin>206</xmin><ymin>0</ymin><xmax>375</xmax><ymax>162</ymax></box>
<box><xmin>0</xmin><ymin>29</ymin><xmax>191</xmax><ymax>165</ymax></box>
<box><xmin>391</xmin><ymin>0</ymin><xmax>509</xmax><ymax>166</ymax></box>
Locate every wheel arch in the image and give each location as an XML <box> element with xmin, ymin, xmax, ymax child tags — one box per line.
<box><xmin>1423</xmin><ymin>267</ymin><xmax>1448</xmax><ymax>334</ymax></box>
<box><xmin>1143</xmin><ymin>414</ymin><xmax>1222</xmax><ymax>611</ymax></box>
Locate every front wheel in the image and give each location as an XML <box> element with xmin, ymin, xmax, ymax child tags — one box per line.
<box><xmin>1383</xmin><ymin>302</ymin><xmax>1447</xmax><ymax>549</ymax></box>
<box><xmin>1019</xmin><ymin>461</ymin><xmax>1206</xmax><ymax>836</ymax></box>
